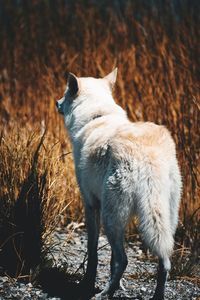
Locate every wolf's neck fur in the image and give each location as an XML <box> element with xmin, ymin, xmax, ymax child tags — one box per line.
<box><xmin>65</xmin><ymin>95</ymin><xmax>127</xmax><ymax>142</ymax></box>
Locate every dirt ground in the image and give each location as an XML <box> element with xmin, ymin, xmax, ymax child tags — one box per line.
<box><xmin>0</xmin><ymin>223</ymin><xmax>199</xmax><ymax>300</ymax></box>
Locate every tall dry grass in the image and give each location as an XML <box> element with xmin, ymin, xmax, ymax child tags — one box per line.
<box><xmin>0</xmin><ymin>126</ymin><xmax>81</xmax><ymax>277</ymax></box>
<box><xmin>0</xmin><ymin>0</ymin><xmax>199</xmax><ymax>279</ymax></box>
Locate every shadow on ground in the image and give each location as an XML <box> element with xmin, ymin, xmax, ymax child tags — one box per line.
<box><xmin>37</xmin><ymin>267</ymin><xmax>144</xmax><ymax>299</ymax></box>
<box><xmin>37</xmin><ymin>267</ymin><xmax>100</xmax><ymax>300</ymax></box>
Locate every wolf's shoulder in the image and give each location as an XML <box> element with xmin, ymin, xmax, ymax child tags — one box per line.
<box><xmin>109</xmin><ymin>121</ymin><xmax>176</xmax><ymax>162</ymax></box>
<box><xmin>115</xmin><ymin>121</ymin><xmax>173</xmax><ymax>145</ymax></box>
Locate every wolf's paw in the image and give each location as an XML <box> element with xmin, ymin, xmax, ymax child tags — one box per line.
<box><xmin>78</xmin><ymin>279</ymin><xmax>99</xmax><ymax>300</ymax></box>
<box><xmin>94</xmin><ymin>292</ymin><xmax>110</xmax><ymax>300</ymax></box>
<box><xmin>150</xmin><ymin>296</ymin><xmax>164</xmax><ymax>300</ymax></box>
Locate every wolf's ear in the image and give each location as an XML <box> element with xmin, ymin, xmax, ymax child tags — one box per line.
<box><xmin>104</xmin><ymin>68</ymin><xmax>118</xmax><ymax>90</ymax></box>
<box><xmin>67</xmin><ymin>72</ymin><xmax>79</xmax><ymax>97</ymax></box>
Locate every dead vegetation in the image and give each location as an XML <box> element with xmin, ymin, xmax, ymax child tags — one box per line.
<box><xmin>0</xmin><ymin>0</ymin><xmax>199</xmax><ymax>285</ymax></box>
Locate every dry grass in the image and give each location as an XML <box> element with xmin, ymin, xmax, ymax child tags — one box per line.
<box><xmin>0</xmin><ymin>126</ymin><xmax>81</xmax><ymax>277</ymax></box>
<box><xmin>0</xmin><ymin>0</ymin><xmax>199</xmax><ymax>280</ymax></box>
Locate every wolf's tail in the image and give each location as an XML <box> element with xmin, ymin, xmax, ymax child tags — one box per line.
<box><xmin>137</xmin><ymin>186</ymin><xmax>173</xmax><ymax>269</ymax></box>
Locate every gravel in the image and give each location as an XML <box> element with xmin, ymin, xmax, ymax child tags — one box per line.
<box><xmin>0</xmin><ymin>223</ymin><xmax>199</xmax><ymax>299</ymax></box>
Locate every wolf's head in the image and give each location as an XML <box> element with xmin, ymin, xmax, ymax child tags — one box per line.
<box><xmin>56</xmin><ymin>68</ymin><xmax>118</xmax><ymax>116</ymax></box>
<box><xmin>56</xmin><ymin>68</ymin><xmax>126</xmax><ymax>138</ymax></box>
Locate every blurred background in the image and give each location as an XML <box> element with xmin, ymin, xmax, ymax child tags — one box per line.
<box><xmin>0</xmin><ymin>0</ymin><xmax>199</xmax><ymax>281</ymax></box>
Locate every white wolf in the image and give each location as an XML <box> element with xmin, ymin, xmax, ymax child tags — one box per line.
<box><xmin>56</xmin><ymin>69</ymin><xmax>182</xmax><ymax>300</ymax></box>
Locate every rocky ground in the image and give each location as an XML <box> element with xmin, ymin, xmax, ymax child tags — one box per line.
<box><xmin>0</xmin><ymin>223</ymin><xmax>199</xmax><ymax>300</ymax></box>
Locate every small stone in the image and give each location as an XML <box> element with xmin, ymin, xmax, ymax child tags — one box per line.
<box><xmin>36</xmin><ymin>290</ymin><xmax>41</xmax><ymax>295</ymax></box>
<box><xmin>27</xmin><ymin>282</ymin><xmax>32</xmax><ymax>288</ymax></box>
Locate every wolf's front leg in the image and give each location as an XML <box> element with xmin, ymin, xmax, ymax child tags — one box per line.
<box><xmin>96</xmin><ymin>210</ymin><xmax>128</xmax><ymax>299</ymax></box>
<box><xmin>80</xmin><ymin>203</ymin><xmax>100</xmax><ymax>299</ymax></box>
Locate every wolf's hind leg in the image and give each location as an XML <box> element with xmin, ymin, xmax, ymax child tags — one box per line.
<box><xmin>150</xmin><ymin>257</ymin><xmax>171</xmax><ymax>300</ymax></box>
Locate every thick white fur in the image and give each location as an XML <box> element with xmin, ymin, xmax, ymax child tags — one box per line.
<box><xmin>57</xmin><ymin>69</ymin><xmax>182</xmax><ymax>298</ymax></box>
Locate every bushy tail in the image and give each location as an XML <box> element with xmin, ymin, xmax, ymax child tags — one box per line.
<box><xmin>137</xmin><ymin>190</ymin><xmax>174</xmax><ymax>264</ymax></box>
